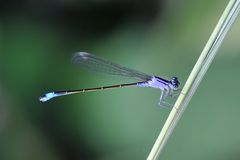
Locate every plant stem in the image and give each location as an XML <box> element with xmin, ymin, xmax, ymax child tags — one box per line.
<box><xmin>147</xmin><ymin>0</ymin><xmax>240</xmax><ymax>159</ymax></box>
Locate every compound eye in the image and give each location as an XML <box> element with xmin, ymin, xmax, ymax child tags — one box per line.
<box><xmin>171</xmin><ymin>77</ymin><xmax>180</xmax><ymax>88</ymax></box>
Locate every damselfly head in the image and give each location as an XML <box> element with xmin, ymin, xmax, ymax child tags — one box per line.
<box><xmin>170</xmin><ymin>77</ymin><xmax>180</xmax><ymax>89</ymax></box>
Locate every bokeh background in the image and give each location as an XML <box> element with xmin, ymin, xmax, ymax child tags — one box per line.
<box><xmin>1</xmin><ymin>0</ymin><xmax>240</xmax><ymax>160</ymax></box>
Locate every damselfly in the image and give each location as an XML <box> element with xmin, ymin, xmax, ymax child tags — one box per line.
<box><xmin>39</xmin><ymin>52</ymin><xmax>180</xmax><ymax>107</ymax></box>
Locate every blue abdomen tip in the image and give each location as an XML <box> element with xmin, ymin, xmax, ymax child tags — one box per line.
<box><xmin>39</xmin><ymin>92</ymin><xmax>55</xmax><ymax>102</ymax></box>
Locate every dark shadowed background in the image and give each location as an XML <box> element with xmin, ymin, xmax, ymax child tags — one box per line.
<box><xmin>1</xmin><ymin>0</ymin><xmax>240</xmax><ymax>160</ymax></box>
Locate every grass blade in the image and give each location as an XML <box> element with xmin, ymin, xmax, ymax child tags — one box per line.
<box><xmin>147</xmin><ymin>0</ymin><xmax>240</xmax><ymax>159</ymax></box>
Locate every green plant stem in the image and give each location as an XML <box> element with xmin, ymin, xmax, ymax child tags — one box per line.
<box><xmin>147</xmin><ymin>0</ymin><xmax>240</xmax><ymax>160</ymax></box>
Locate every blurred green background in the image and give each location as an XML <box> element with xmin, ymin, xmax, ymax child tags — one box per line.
<box><xmin>1</xmin><ymin>0</ymin><xmax>240</xmax><ymax>160</ymax></box>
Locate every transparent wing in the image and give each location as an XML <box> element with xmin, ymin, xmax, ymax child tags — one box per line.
<box><xmin>72</xmin><ymin>52</ymin><xmax>152</xmax><ymax>81</ymax></box>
